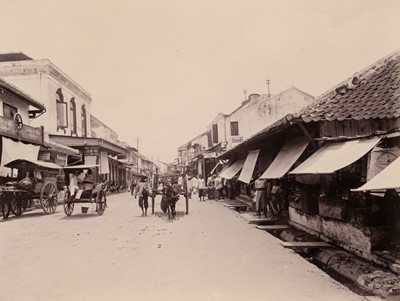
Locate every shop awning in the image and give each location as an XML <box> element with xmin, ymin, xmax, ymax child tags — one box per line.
<box><xmin>220</xmin><ymin>159</ymin><xmax>245</xmax><ymax>180</ymax></box>
<box><xmin>238</xmin><ymin>150</ymin><xmax>260</xmax><ymax>184</ymax></box>
<box><xmin>352</xmin><ymin>155</ymin><xmax>400</xmax><ymax>191</ymax></box>
<box><xmin>210</xmin><ymin>161</ymin><xmax>220</xmax><ymax>175</ymax></box>
<box><xmin>5</xmin><ymin>159</ymin><xmax>62</xmax><ymax>170</ymax></box>
<box><xmin>260</xmin><ymin>137</ymin><xmax>309</xmax><ymax>179</ymax></box>
<box><xmin>1</xmin><ymin>137</ymin><xmax>40</xmax><ymax>165</ymax></box>
<box><xmin>290</xmin><ymin>138</ymin><xmax>380</xmax><ymax>175</ymax></box>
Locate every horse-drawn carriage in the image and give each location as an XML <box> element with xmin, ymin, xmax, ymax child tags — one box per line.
<box><xmin>63</xmin><ymin>164</ymin><xmax>107</xmax><ymax>216</ymax></box>
<box><xmin>0</xmin><ymin>159</ymin><xmax>62</xmax><ymax>219</ymax></box>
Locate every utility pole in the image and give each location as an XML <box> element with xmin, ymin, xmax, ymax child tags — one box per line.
<box><xmin>137</xmin><ymin>137</ymin><xmax>139</xmax><ymax>177</ymax></box>
<box><xmin>266</xmin><ymin>80</ymin><xmax>271</xmax><ymax>98</ymax></box>
<box><xmin>244</xmin><ymin>89</ymin><xmax>247</xmax><ymax>100</ymax></box>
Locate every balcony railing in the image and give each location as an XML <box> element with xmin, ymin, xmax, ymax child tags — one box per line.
<box><xmin>0</xmin><ymin>116</ymin><xmax>44</xmax><ymax>145</ymax></box>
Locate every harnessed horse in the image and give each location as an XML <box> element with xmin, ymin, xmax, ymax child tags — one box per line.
<box><xmin>161</xmin><ymin>184</ymin><xmax>179</xmax><ymax>218</ymax></box>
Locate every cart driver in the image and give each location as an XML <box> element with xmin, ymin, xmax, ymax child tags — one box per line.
<box><xmin>69</xmin><ymin>170</ymin><xmax>81</xmax><ymax>197</ymax></box>
<box><xmin>82</xmin><ymin>169</ymin><xmax>94</xmax><ymax>191</ymax></box>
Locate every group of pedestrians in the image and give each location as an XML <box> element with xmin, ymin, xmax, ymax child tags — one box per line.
<box><xmin>129</xmin><ymin>172</ymin><xmax>282</xmax><ymax>218</ymax></box>
<box><xmin>131</xmin><ymin>175</ymin><xmax>181</xmax><ymax>217</ymax></box>
<box><xmin>185</xmin><ymin>173</ymin><xmax>228</xmax><ymax>201</ymax></box>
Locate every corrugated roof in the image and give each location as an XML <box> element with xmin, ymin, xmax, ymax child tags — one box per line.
<box><xmin>299</xmin><ymin>49</ymin><xmax>400</xmax><ymax>122</ymax></box>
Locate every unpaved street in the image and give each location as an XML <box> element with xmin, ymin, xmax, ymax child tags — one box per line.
<box><xmin>0</xmin><ymin>192</ymin><xmax>371</xmax><ymax>301</ymax></box>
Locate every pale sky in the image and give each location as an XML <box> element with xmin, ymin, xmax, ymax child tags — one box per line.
<box><xmin>1</xmin><ymin>0</ymin><xmax>400</xmax><ymax>162</ymax></box>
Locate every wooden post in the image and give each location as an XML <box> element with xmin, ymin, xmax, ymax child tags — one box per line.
<box><xmin>151</xmin><ymin>167</ymin><xmax>157</xmax><ymax>214</ymax></box>
<box><xmin>185</xmin><ymin>172</ymin><xmax>189</xmax><ymax>214</ymax></box>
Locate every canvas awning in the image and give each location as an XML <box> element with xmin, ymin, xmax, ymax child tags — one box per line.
<box><xmin>290</xmin><ymin>138</ymin><xmax>380</xmax><ymax>175</ymax></box>
<box><xmin>260</xmin><ymin>137</ymin><xmax>309</xmax><ymax>179</ymax></box>
<box><xmin>238</xmin><ymin>150</ymin><xmax>260</xmax><ymax>184</ymax></box>
<box><xmin>5</xmin><ymin>159</ymin><xmax>62</xmax><ymax>170</ymax></box>
<box><xmin>210</xmin><ymin>161</ymin><xmax>220</xmax><ymax>175</ymax></box>
<box><xmin>352</xmin><ymin>155</ymin><xmax>400</xmax><ymax>191</ymax></box>
<box><xmin>220</xmin><ymin>159</ymin><xmax>245</xmax><ymax>180</ymax></box>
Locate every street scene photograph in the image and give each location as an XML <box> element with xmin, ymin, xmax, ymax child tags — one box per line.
<box><xmin>1</xmin><ymin>1</ymin><xmax>400</xmax><ymax>300</ymax></box>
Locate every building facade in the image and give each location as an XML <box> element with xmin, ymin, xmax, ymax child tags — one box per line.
<box><xmin>0</xmin><ymin>76</ymin><xmax>46</xmax><ymax>178</ymax></box>
<box><xmin>0</xmin><ymin>53</ymin><xmax>126</xmax><ymax>178</ymax></box>
<box><xmin>219</xmin><ymin>49</ymin><xmax>400</xmax><ymax>272</ymax></box>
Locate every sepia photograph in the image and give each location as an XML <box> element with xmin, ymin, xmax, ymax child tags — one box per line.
<box><xmin>1</xmin><ymin>1</ymin><xmax>400</xmax><ymax>300</ymax></box>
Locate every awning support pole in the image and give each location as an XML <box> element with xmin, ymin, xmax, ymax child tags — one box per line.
<box><xmin>296</xmin><ymin>122</ymin><xmax>318</xmax><ymax>150</ymax></box>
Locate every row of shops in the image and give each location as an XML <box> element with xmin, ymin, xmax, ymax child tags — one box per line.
<box><xmin>0</xmin><ymin>53</ymin><xmax>155</xmax><ymax>188</ymax></box>
<box><xmin>214</xmin><ymin>50</ymin><xmax>400</xmax><ymax>271</ymax></box>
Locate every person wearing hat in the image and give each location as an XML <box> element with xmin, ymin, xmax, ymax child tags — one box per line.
<box><xmin>134</xmin><ymin>176</ymin><xmax>151</xmax><ymax>216</ymax></box>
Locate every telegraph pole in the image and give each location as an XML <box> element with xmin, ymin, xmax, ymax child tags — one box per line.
<box><xmin>137</xmin><ymin>137</ymin><xmax>139</xmax><ymax>177</ymax></box>
<box><xmin>266</xmin><ymin>80</ymin><xmax>271</xmax><ymax>98</ymax></box>
<box><xmin>244</xmin><ymin>89</ymin><xmax>247</xmax><ymax>100</ymax></box>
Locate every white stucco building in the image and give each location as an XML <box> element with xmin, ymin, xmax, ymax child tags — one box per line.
<box><xmin>224</xmin><ymin>87</ymin><xmax>314</xmax><ymax>149</ymax></box>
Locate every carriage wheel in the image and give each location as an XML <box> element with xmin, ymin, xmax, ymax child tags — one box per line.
<box><xmin>96</xmin><ymin>191</ymin><xmax>106</xmax><ymax>216</ymax></box>
<box><xmin>63</xmin><ymin>190</ymin><xmax>74</xmax><ymax>216</ymax></box>
<box><xmin>40</xmin><ymin>183</ymin><xmax>58</xmax><ymax>214</ymax></box>
<box><xmin>9</xmin><ymin>192</ymin><xmax>26</xmax><ymax>216</ymax></box>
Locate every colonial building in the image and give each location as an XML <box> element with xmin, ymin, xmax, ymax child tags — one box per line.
<box><xmin>224</xmin><ymin>88</ymin><xmax>314</xmax><ymax>150</ymax></box>
<box><xmin>181</xmin><ymin>131</ymin><xmax>212</xmax><ymax>177</ymax></box>
<box><xmin>178</xmin><ymin>87</ymin><xmax>313</xmax><ymax>181</ymax></box>
<box><xmin>0</xmin><ymin>76</ymin><xmax>46</xmax><ymax>178</ymax></box>
<box><xmin>0</xmin><ymin>53</ymin><xmax>126</xmax><ymax>176</ymax></box>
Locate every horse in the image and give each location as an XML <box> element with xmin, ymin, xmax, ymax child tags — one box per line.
<box><xmin>161</xmin><ymin>185</ymin><xmax>179</xmax><ymax>219</ymax></box>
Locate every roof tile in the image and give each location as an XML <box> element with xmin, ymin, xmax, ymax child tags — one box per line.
<box><xmin>299</xmin><ymin>50</ymin><xmax>400</xmax><ymax>122</ymax></box>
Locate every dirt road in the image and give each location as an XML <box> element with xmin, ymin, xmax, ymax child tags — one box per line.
<box><xmin>0</xmin><ymin>192</ymin><xmax>372</xmax><ymax>301</ymax></box>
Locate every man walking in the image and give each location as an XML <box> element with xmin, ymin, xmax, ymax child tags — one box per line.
<box><xmin>134</xmin><ymin>176</ymin><xmax>151</xmax><ymax>216</ymax></box>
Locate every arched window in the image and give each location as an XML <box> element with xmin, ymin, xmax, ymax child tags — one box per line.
<box><xmin>70</xmin><ymin>97</ymin><xmax>77</xmax><ymax>135</ymax></box>
<box><xmin>81</xmin><ymin>105</ymin><xmax>87</xmax><ymax>137</ymax></box>
<box><xmin>56</xmin><ymin>88</ymin><xmax>68</xmax><ymax>131</ymax></box>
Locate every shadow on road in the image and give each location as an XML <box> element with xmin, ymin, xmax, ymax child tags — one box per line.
<box><xmin>1</xmin><ymin>210</ymin><xmax>51</xmax><ymax>221</ymax></box>
<box><xmin>59</xmin><ymin>213</ymin><xmax>100</xmax><ymax>220</ymax></box>
<box><xmin>153</xmin><ymin>210</ymin><xmax>187</xmax><ymax>222</ymax></box>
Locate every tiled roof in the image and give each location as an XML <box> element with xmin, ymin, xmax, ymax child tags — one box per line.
<box><xmin>299</xmin><ymin>50</ymin><xmax>400</xmax><ymax>122</ymax></box>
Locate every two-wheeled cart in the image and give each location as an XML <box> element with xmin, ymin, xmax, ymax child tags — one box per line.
<box><xmin>63</xmin><ymin>164</ymin><xmax>107</xmax><ymax>216</ymax></box>
<box><xmin>1</xmin><ymin>159</ymin><xmax>62</xmax><ymax>219</ymax></box>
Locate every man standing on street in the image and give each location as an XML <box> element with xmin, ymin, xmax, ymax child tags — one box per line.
<box><xmin>197</xmin><ymin>175</ymin><xmax>206</xmax><ymax>201</ymax></box>
<box><xmin>134</xmin><ymin>176</ymin><xmax>151</xmax><ymax>216</ymax></box>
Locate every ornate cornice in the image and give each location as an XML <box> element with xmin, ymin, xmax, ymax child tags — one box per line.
<box><xmin>0</xmin><ymin>60</ymin><xmax>92</xmax><ymax>104</ymax></box>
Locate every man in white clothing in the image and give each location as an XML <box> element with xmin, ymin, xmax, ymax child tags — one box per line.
<box><xmin>197</xmin><ymin>175</ymin><xmax>206</xmax><ymax>201</ymax></box>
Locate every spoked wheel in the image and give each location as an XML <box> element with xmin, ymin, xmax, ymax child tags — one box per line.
<box><xmin>63</xmin><ymin>190</ymin><xmax>74</xmax><ymax>216</ymax></box>
<box><xmin>9</xmin><ymin>192</ymin><xmax>26</xmax><ymax>216</ymax></box>
<box><xmin>40</xmin><ymin>183</ymin><xmax>58</xmax><ymax>214</ymax></box>
<box><xmin>96</xmin><ymin>191</ymin><xmax>106</xmax><ymax>216</ymax></box>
